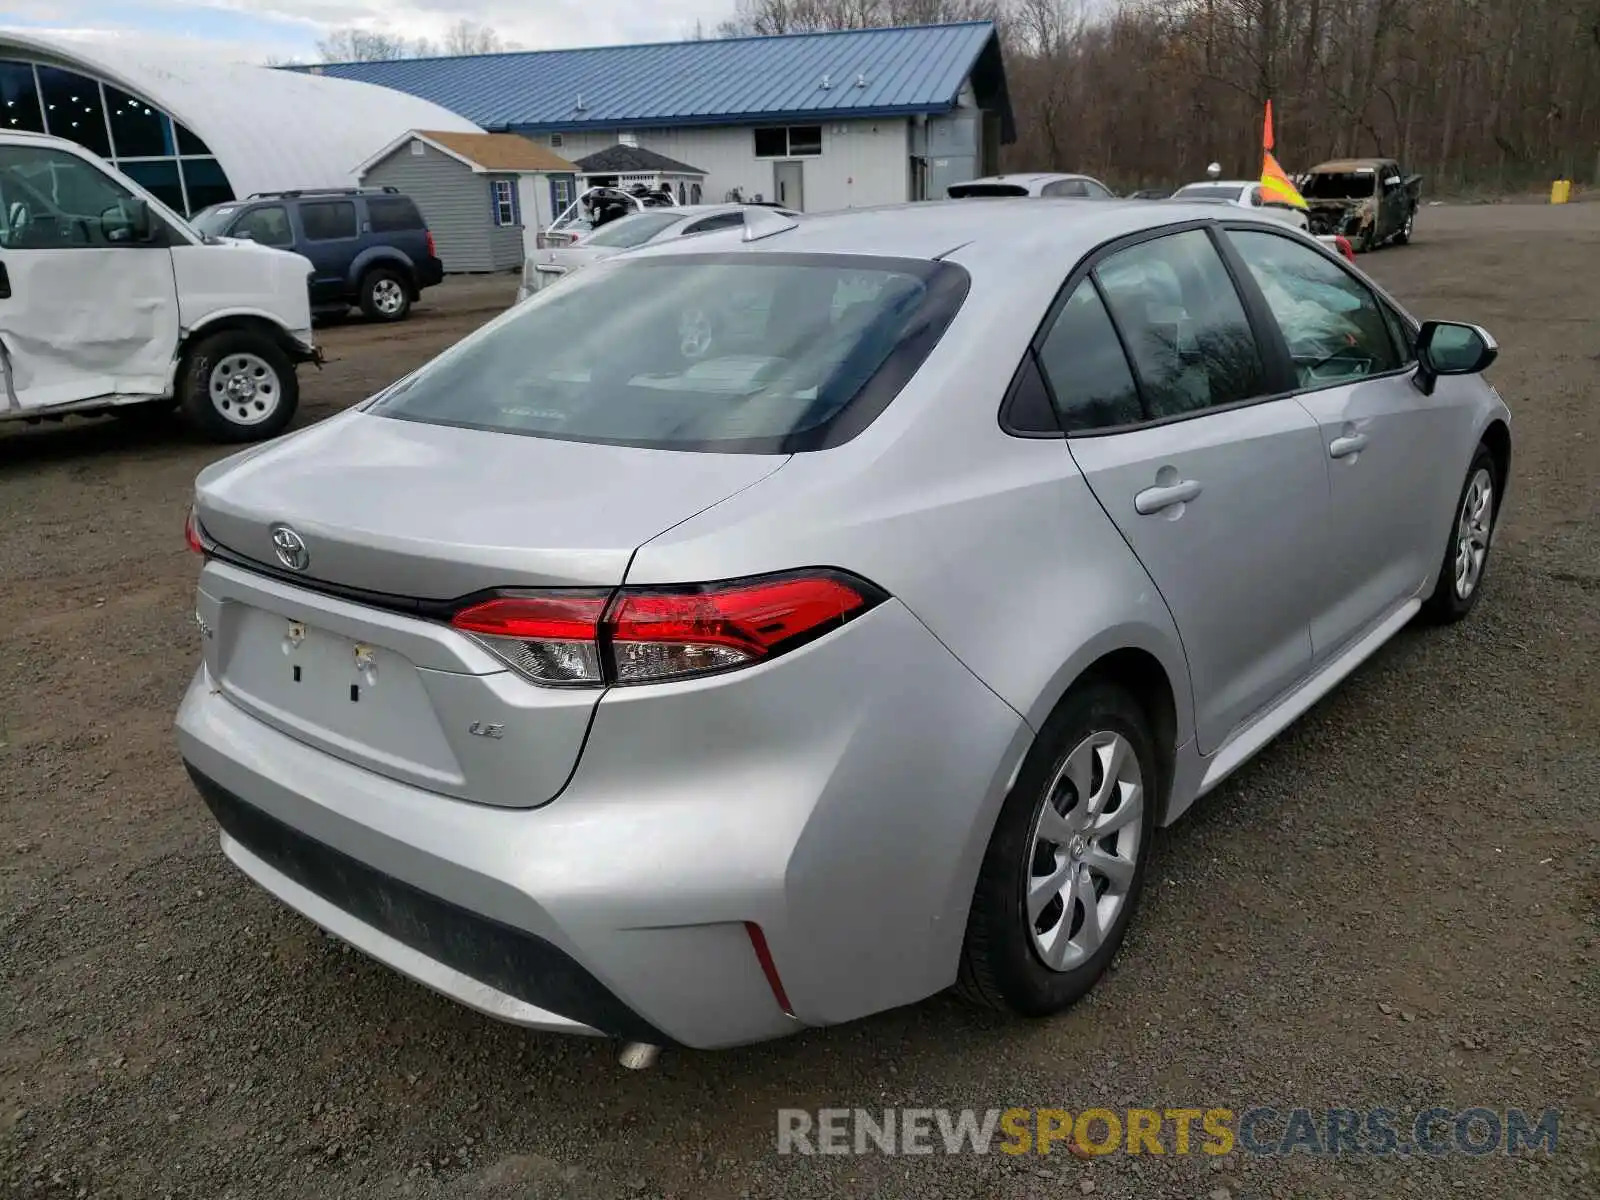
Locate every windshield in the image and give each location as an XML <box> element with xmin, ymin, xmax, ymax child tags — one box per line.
<box><xmin>1173</xmin><ymin>185</ymin><xmax>1244</xmax><ymax>202</ymax></box>
<box><xmin>948</xmin><ymin>182</ymin><xmax>1029</xmax><ymax>198</ymax></box>
<box><xmin>1303</xmin><ymin>171</ymin><xmax>1376</xmax><ymax>200</ymax></box>
<box><xmin>369</xmin><ymin>254</ymin><xmax>969</xmax><ymax>454</ymax></box>
<box><xmin>188</xmin><ymin>204</ymin><xmax>240</xmax><ymax>236</ymax></box>
<box><xmin>580</xmin><ymin>211</ymin><xmax>687</xmax><ymax>248</ymax></box>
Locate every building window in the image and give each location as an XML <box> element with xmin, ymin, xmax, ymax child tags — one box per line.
<box><xmin>119</xmin><ymin>159</ymin><xmax>185</xmax><ymax>214</ymax></box>
<box><xmin>492</xmin><ymin>178</ymin><xmax>518</xmax><ymax>226</ymax></box>
<box><xmin>36</xmin><ymin>65</ymin><xmax>112</xmax><ymax>157</ymax></box>
<box><xmin>0</xmin><ymin>61</ymin><xmax>45</xmax><ymax>133</ymax></box>
<box><xmin>550</xmin><ymin>175</ymin><xmax>573</xmax><ymax>215</ymax></box>
<box><xmin>690</xmin><ymin>182</ymin><xmax>702</xmax><ymax>204</ymax></box>
<box><xmin>104</xmin><ymin>83</ymin><xmax>173</xmax><ymax>158</ymax></box>
<box><xmin>410</xmin><ymin>139</ymin><xmax>425</xmax><ymax>156</ymax></box>
<box><xmin>753</xmin><ymin>125</ymin><xmax>822</xmax><ymax>158</ymax></box>
<box><xmin>180</xmin><ymin>157</ymin><xmax>233</xmax><ymax>213</ymax></box>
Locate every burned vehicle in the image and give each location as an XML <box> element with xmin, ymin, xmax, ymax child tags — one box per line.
<box><xmin>1301</xmin><ymin>158</ymin><xmax>1421</xmax><ymax>251</ymax></box>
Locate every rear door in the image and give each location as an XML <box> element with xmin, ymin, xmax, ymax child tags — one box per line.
<box><xmin>0</xmin><ymin>140</ymin><xmax>179</xmax><ymax>410</ymax></box>
<box><xmin>295</xmin><ymin>198</ymin><xmax>359</xmax><ymax>303</ymax></box>
<box><xmin>1050</xmin><ymin>226</ymin><xmax>1329</xmax><ymax>753</ymax></box>
<box><xmin>1223</xmin><ymin>225</ymin><xmax>1465</xmax><ymax>659</ymax></box>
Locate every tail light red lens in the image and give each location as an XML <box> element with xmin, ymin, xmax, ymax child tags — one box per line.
<box><xmin>184</xmin><ymin>507</ymin><xmax>209</xmax><ymax>555</ymax></box>
<box><xmin>1335</xmin><ymin>234</ymin><xmax>1355</xmax><ymax>263</ymax></box>
<box><xmin>450</xmin><ymin>570</ymin><xmax>885</xmax><ymax>688</ymax></box>
<box><xmin>425</xmin><ymin>230</ymin><xmax>437</xmax><ymax>258</ymax></box>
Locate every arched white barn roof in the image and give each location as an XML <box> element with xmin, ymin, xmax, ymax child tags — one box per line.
<box><xmin>0</xmin><ymin>29</ymin><xmax>482</xmax><ymax>197</ymax></box>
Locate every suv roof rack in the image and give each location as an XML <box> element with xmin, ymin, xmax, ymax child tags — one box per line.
<box><xmin>245</xmin><ymin>186</ymin><xmax>400</xmax><ymax>200</ymax></box>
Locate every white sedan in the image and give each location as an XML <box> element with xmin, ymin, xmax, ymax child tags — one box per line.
<box><xmin>1170</xmin><ymin>180</ymin><xmax>1311</xmax><ymax>232</ymax></box>
<box><xmin>517</xmin><ymin>204</ymin><xmax>801</xmax><ymax>304</ymax></box>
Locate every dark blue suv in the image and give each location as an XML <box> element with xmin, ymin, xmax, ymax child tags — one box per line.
<box><xmin>191</xmin><ymin>187</ymin><xmax>444</xmax><ymax>322</ymax></box>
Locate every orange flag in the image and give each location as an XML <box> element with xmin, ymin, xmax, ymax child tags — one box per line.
<box><xmin>1263</xmin><ymin>98</ymin><xmax>1275</xmax><ymax>152</ymax></box>
<box><xmin>1259</xmin><ymin>100</ymin><xmax>1306</xmax><ymax>208</ymax></box>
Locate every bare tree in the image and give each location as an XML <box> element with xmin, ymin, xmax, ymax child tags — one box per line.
<box><xmin>443</xmin><ymin>19</ymin><xmax>512</xmax><ymax>55</ymax></box>
<box><xmin>317</xmin><ymin>28</ymin><xmax>435</xmax><ymax>62</ymax></box>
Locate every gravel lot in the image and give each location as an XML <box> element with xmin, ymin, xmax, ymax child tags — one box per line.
<box><xmin>2</xmin><ymin>204</ymin><xmax>1597</xmax><ymax>1200</ymax></box>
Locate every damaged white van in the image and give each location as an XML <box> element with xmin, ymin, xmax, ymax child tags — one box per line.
<box><xmin>0</xmin><ymin>131</ymin><xmax>319</xmax><ymax>443</ymax></box>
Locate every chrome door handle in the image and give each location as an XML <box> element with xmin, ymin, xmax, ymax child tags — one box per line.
<box><xmin>1329</xmin><ymin>433</ymin><xmax>1369</xmax><ymax>458</ymax></box>
<box><xmin>1134</xmin><ymin>478</ymin><xmax>1202</xmax><ymax>515</ymax></box>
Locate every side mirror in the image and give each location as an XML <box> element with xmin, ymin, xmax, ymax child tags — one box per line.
<box><xmin>102</xmin><ymin>197</ymin><xmax>154</xmax><ymax>244</ymax></box>
<box><xmin>1413</xmin><ymin>320</ymin><xmax>1497</xmax><ymax>394</ymax></box>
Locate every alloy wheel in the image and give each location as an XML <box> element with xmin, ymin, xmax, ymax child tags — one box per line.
<box><xmin>1026</xmin><ymin>730</ymin><xmax>1144</xmax><ymax>972</ymax></box>
<box><xmin>1453</xmin><ymin>467</ymin><xmax>1494</xmax><ymax>599</ymax></box>
<box><xmin>372</xmin><ymin>278</ymin><xmax>405</xmax><ymax>316</ymax></box>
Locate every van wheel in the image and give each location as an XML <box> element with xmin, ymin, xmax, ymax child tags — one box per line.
<box><xmin>360</xmin><ymin>268</ymin><xmax>411</xmax><ymax>321</ymax></box>
<box><xmin>957</xmin><ymin>681</ymin><xmax>1158</xmax><ymax>1017</ymax></box>
<box><xmin>179</xmin><ymin>330</ymin><xmax>298</xmax><ymax>443</ymax></box>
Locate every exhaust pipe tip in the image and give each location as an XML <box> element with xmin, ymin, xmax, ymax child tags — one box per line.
<box><xmin>617</xmin><ymin>1042</ymin><xmax>662</xmax><ymax>1070</ymax></box>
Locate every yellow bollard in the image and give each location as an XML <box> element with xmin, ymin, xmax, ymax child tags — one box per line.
<box><xmin>1550</xmin><ymin>179</ymin><xmax>1571</xmax><ymax>204</ymax></box>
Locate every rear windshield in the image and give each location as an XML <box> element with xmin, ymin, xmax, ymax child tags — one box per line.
<box><xmin>580</xmin><ymin>211</ymin><xmax>685</xmax><ymax>248</ymax></box>
<box><xmin>1304</xmin><ymin>171</ymin><xmax>1375</xmax><ymax>199</ymax></box>
<box><xmin>948</xmin><ymin>182</ymin><xmax>1029</xmax><ymax>198</ymax></box>
<box><xmin>368</xmin><ymin>253</ymin><xmax>969</xmax><ymax>454</ymax></box>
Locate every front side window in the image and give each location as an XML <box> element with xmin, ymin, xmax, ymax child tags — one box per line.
<box><xmin>369</xmin><ymin>254</ymin><xmax>968</xmax><ymax>453</ymax></box>
<box><xmin>1083</xmin><ymin>180</ymin><xmax>1113</xmax><ymax>199</ymax></box>
<box><xmin>1036</xmin><ymin>279</ymin><xmax>1143</xmax><ymax>432</ymax></box>
<box><xmin>230</xmin><ymin>204</ymin><xmax>293</xmax><ymax>247</ymax></box>
<box><xmin>300</xmin><ymin>199</ymin><xmax>357</xmax><ymax>240</ymax></box>
<box><xmin>0</xmin><ymin>143</ymin><xmax>146</xmax><ymax>249</ymax></box>
<box><xmin>683</xmin><ymin>212</ymin><xmax>744</xmax><ymax>236</ymax></box>
<box><xmin>1093</xmin><ymin>229</ymin><xmax>1265</xmax><ymax>418</ymax></box>
<box><xmin>1226</xmin><ymin>228</ymin><xmax>1402</xmax><ymax>387</ymax></box>
<box><xmin>492</xmin><ymin>178</ymin><xmax>517</xmax><ymax>226</ymax></box>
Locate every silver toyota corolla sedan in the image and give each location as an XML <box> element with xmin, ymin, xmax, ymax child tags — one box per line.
<box><xmin>177</xmin><ymin>200</ymin><xmax>1510</xmax><ymax>1057</ymax></box>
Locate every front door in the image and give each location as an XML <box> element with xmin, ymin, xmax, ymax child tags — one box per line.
<box><xmin>773</xmin><ymin>161</ymin><xmax>804</xmax><ymax>211</ymax></box>
<box><xmin>1055</xmin><ymin>228</ymin><xmax>1328</xmax><ymax>753</ymax></box>
<box><xmin>1222</xmin><ymin>225</ymin><xmax>1468</xmax><ymax>659</ymax></box>
<box><xmin>0</xmin><ymin>141</ymin><xmax>179</xmax><ymax>411</ymax></box>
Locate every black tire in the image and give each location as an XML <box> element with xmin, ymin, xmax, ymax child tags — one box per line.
<box><xmin>957</xmin><ymin>681</ymin><xmax>1160</xmax><ymax>1016</ymax></box>
<box><xmin>1394</xmin><ymin>209</ymin><xmax>1415</xmax><ymax>245</ymax></box>
<box><xmin>358</xmin><ymin>267</ymin><xmax>411</xmax><ymax>322</ymax></box>
<box><xmin>178</xmin><ymin>329</ymin><xmax>298</xmax><ymax>444</ymax></box>
<box><xmin>1421</xmin><ymin>444</ymin><xmax>1500</xmax><ymax>624</ymax></box>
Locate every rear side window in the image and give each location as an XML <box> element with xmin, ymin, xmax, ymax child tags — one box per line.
<box><xmin>369</xmin><ymin>254</ymin><xmax>969</xmax><ymax>453</ymax></box>
<box><xmin>1042</xmin><ymin>179</ymin><xmax>1089</xmax><ymax>198</ymax></box>
<box><xmin>580</xmin><ymin>211</ymin><xmax>684</xmax><ymax>248</ymax></box>
<box><xmin>367</xmin><ymin>196</ymin><xmax>424</xmax><ymax>232</ymax></box>
<box><xmin>1093</xmin><ymin>230</ymin><xmax>1265</xmax><ymax>419</ymax></box>
<box><xmin>1036</xmin><ymin>280</ymin><xmax>1143</xmax><ymax>432</ymax></box>
<box><xmin>948</xmin><ymin>182</ymin><xmax>1029</xmax><ymax>198</ymax></box>
<box><xmin>300</xmin><ymin>200</ymin><xmax>356</xmax><ymax>240</ymax></box>
<box><xmin>683</xmin><ymin>212</ymin><xmax>745</xmax><ymax>236</ymax></box>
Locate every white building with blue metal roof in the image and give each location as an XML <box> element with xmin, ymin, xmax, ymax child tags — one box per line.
<box><xmin>301</xmin><ymin>21</ymin><xmax>1014</xmax><ymax>215</ymax></box>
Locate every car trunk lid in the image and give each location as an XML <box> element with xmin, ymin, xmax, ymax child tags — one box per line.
<box><xmin>191</xmin><ymin>410</ymin><xmax>787</xmax><ymax>807</ymax></box>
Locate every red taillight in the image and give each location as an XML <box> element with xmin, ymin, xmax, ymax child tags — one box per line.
<box><xmin>184</xmin><ymin>507</ymin><xmax>208</xmax><ymax>555</ymax></box>
<box><xmin>425</xmin><ymin>230</ymin><xmax>437</xmax><ymax>257</ymax></box>
<box><xmin>449</xmin><ymin>570</ymin><xmax>884</xmax><ymax>688</ymax></box>
<box><xmin>1335</xmin><ymin>234</ymin><xmax>1355</xmax><ymax>263</ymax></box>
<box><xmin>450</xmin><ymin>592</ymin><xmax>609</xmax><ymax>685</ymax></box>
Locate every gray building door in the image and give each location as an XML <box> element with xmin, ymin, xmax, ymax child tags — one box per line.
<box><xmin>773</xmin><ymin>160</ymin><xmax>804</xmax><ymax>210</ymax></box>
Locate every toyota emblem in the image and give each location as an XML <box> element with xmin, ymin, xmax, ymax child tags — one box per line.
<box><xmin>270</xmin><ymin>524</ymin><xmax>309</xmax><ymax>572</ymax></box>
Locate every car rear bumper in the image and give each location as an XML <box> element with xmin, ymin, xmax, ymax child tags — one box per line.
<box><xmin>416</xmin><ymin>256</ymin><xmax>444</xmax><ymax>289</ymax></box>
<box><xmin>175</xmin><ymin>599</ymin><xmax>1029</xmax><ymax>1048</ymax></box>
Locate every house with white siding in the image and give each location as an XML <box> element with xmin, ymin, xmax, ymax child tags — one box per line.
<box><xmin>301</xmin><ymin>21</ymin><xmax>1014</xmax><ymax>219</ymax></box>
<box><xmin>356</xmin><ymin>130</ymin><xmax>579</xmax><ymax>272</ymax></box>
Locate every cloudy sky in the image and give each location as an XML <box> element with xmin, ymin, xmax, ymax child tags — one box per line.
<box><xmin>0</xmin><ymin>0</ymin><xmax>738</xmax><ymax>63</ymax></box>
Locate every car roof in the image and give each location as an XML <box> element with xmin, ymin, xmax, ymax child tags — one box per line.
<box><xmin>624</xmin><ymin>198</ymin><xmax>1296</xmax><ymax>265</ymax></box>
<box><xmin>954</xmin><ymin>173</ymin><xmax>1099</xmax><ymax>186</ymax></box>
<box><xmin>1309</xmin><ymin>159</ymin><xmax>1386</xmax><ymax>172</ymax></box>
<box><xmin>1176</xmin><ymin>180</ymin><xmax>1255</xmax><ymax>190</ymax></box>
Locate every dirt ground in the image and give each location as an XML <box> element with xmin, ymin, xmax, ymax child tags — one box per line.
<box><xmin>2</xmin><ymin>204</ymin><xmax>1597</xmax><ymax>1200</ymax></box>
